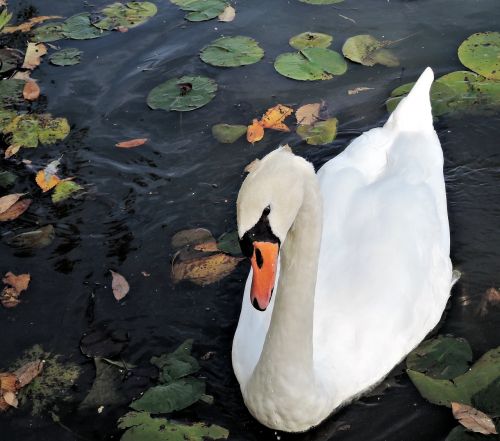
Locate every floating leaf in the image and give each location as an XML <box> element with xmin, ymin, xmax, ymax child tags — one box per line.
<box><xmin>23</xmin><ymin>81</ymin><xmax>40</xmax><ymax>101</ymax></box>
<box><xmin>297</xmin><ymin>117</ymin><xmax>338</xmax><ymax>145</ymax></box>
<box><xmin>31</xmin><ymin>23</ymin><xmax>65</xmax><ymax>43</ymax></box>
<box><xmin>218</xmin><ymin>5</ymin><xmax>235</xmax><ymax>22</ymax></box>
<box><xmin>38</xmin><ymin>115</ymin><xmax>71</xmax><ymax>144</ymax></box>
<box><xmin>0</xmin><ymin>48</ymin><xmax>23</xmax><ymax>73</ymax></box>
<box><xmin>451</xmin><ymin>402</ymin><xmax>497</xmax><ymax>435</ymax></box>
<box><xmin>22</xmin><ymin>42</ymin><xmax>47</xmax><ymax>70</ymax></box>
<box><xmin>62</xmin><ymin>13</ymin><xmax>106</xmax><ymax>39</ymax></box>
<box><xmin>200</xmin><ymin>36</ymin><xmax>264</xmax><ymax>67</ymax></box>
<box><xmin>296</xmin><ymin>102</ymin><xmax>321</xmax><ymax>125</ymax></box>
<box><xmin>274</xmin><ymin>47</ymin><xmax>347</xmax><ymax>81</ymax></box>
<box><xmin>110</xmin><ymin>270</ymin><xmax>130</xmax><ymax>301</ymax></box>
<box><xmin>0</xmin><ymin>8</ymin><xmax>12</xmax><ymax>32</ymax></box>
<box><xmin>170</xmin><ymin>0</ymin><xmax>228</xmax><ymax>22</ymax></box>
<box><xmin>0</xmin><ymin>193</ymin><xmax>25</xmax><ymax>214</ymax></box>
<box><xmin>116</xmin><ymin>138</ymin><xmax>148</xmax><ymax>148</ymax></box>
<box><xmin>2</xmin><ymin>15</ymin><xmax>62</xmax><ymax>33</ymax></box>
<box><xmin>289</xmin><ymin>32</ymin><xmax>332</xmax><ymax>50</ymax></box>
<box><xmin>246</xmin><ymin>119</ymin><xmax>264</xmax><ymax>143</ymax></box>
<box><xmin>1</xmin><ymin>271</ymin><xmax>31</xmax><ymax>308</ymax></box>
<box><xmin>147</xmin><ymin>75</ymin><xmax>217</xmax><ymax>112</ymax></box>
<box><xmin>14</xmin><ymin>360</ymin><xmax>44</xmax><ymax>388</ymax></box>
<box><xmin>406</xmin><ymin>336</ymin><xmax>473</xmax><ymax>380</ymax></box>
<box><xmin>49</xmin><ymin>48</ymin><xmax>82</xmax><ymax>66</ymax></box>
<box><xmin>0</xmin><ymin>199</ymin><xmax>31</xmax><ymax>221</ymax></box>
<box><xmin>0</xmin><ymin>79</ymin><xmax>24</xmax><ymax>107</ymax></box>
<box><xmin>217</xmin><ymin>231</ymin><xmax>242</xmax><ymax>256</ymax></box>
<box><xmin>211</xmin><ymin>124</ymin><xmax>247</xmax><ymax>143</ymax></box>
<box><xmin>6</xmin><ymin>224</ymin><xmax>55</xmax><ymax>249</ymax></box>
<box><xmin>151</xmin><ymin>339</ymin><xmax>200</xmax><ymax>384</ymax></box>
<box><xmin>94</xmin><ymin>2</ymin><xmax>158</xmax><ymax>30</ymax></box>
<box><xmin>299</xmin><ymin>0</ymin><xmax>344</xmax><ymax>3</ymax></box>
<box><xmin>171</xmin><ymin>228</ymin><xmax>215</xmax><ymax>249</ymax></box>
<box><xmin>36</xmin><ymin>162</ymin><xmax>61</xmax><ymax>192</ymax></box>
<box><xmin>260</xmin><ymin>104</ymin><xmax>294</xmax><ymax>130</ymax></box>
<box><xmin>342</xmin><ymin>34</ymin><xmax>399</xmax><ymax>67</ymax></box>
<box><xmin>458</xmin><ymin>32</ymin><xmax>500</xmax><ymax>80</ymax></box>
<box><xmin>118</xmin><ymin>411</ymin><xmax>229</xmax><ymax>441</ymax></box>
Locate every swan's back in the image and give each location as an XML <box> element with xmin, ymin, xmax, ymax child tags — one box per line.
<box><xmin>314</xmin><ymin>68</ymin><xmax>452</xmax><ymax>405</ymax></box>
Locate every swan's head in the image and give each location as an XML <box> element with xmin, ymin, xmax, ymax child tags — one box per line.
<box><xmin>237</xmin><ymin>145</ymin><xmax>313</xmax><ymax>311</ymax></box>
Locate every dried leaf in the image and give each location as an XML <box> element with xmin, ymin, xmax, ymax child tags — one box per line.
<box><xmin>110</xmin><ymin>270</ymin><xmax>129</xmax><ymax>301</ymax></box>
<box><xmin>22</xmin><ymin>43</ymin><xmax>47</xmax><ymax>70</ymax></box>
<box><xmin>296</xmin><ymin>103</ymin><xmax>321</xmax><ymax>125</ymax></box>
<box><xmin>476</xmin><ymin>287</ymin><xmax>500</xmax><ymax>317</ymax></box>
<box><xmin>0</xmin><ymin>193</ymin><xmax>24</xmax><ymax>214</ymax></box>
<box><xmin>3</xmin><ymin>271</ymin><xmax>30</xmax><ymax>293</ymax></box>
<box><xmin>171</xmin><ymin>228</ymin><xmax>215</xmax><ymax>249</ymax></box>
<box><xmin>218</xmin><ymin>5</ymin><xmax>235</xmax><ymax>22</ymax></box>
<box><xmin>14</xmin><ymin>360</ymin><xmax>44</xmax><ymax>388</ymax></box>
<box><xmin>2</xmin><ymin>391</ymin><xmax>17</xmax><ymax>408</ymax></box>
<box><xmin>0</xmin><ymin>372</ymin><xmax>17</xmax><ymax>392</ymax></box>
<box><xmin>35</xmin><ymin>169</ymin><xmax>60</xmax><ymax>192</ymax></box>
<box><xmin>23</xmin><ymin>80</ymin><xmax>40</xmax><ymax>101</ymax></box>
<box><xmin>3</xmin><ymin>16</ymin><xmax>62</xmax><ymax>33</ymax></box>
<box><xmin>115</xmin><ymin>138</ymin><xmax>148</xmax><ymax>148</ymax></box>
<box><xmin>4</xmin><ymin>144</ymin><xmax>21</xmax><ymax>158</ymax></box>
<box><xmin>0</xmin><ymin>199</ymin><xmax>31</xmax><ymax>221</ymax></box>
<box><xmin>260</xmin><ymin>104</ymin><xmax>294</xmax><ymax>130</ymax></box>
<box><xmin>246</xmin><ymin>119</ymin><xmax>264</xmax><ymax>143</ymax></box>
<box><xmin>451</xmin><ymin>402</ymin><xmax>498</xmax><ymax>435</ymax></box>
<box><xmin>12</xmin><ymin>71</ymin><xmax>31</xmax><ymax>81</ymax></box>
<box><xmin>194</xmin><ymin>241</ymin><xmax>219</xmax><ymax>252</ymax></box>
<box><xmin>347</xmin><ymin>86</ymin><xmax>374</xmax><ymax>95</ymax></box>
<box><xmin>0</xmin><ymin>287</ymin><xmax>20</xmax><ymax>308</ymax></box>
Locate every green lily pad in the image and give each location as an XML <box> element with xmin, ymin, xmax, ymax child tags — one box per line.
<box><xmin>147</xmin><ymin>75</ymin><xmax>217</xmax><ymax>112</ymax></box>
<box><xmin>211</xmin><ymin>124</ymin><xmax>247</xmax><ymax>143</ymax></box>
<box><xmin>38</xmin><ymin>115</ymin><xmax>71</xmax><ymax>144</ymax></box>
<box><xmin>52</xmin><ymin>181</ymin><xmax>84</xmax><ymax>203</ymax></box>
<box><xmin>150</xmin><ymin>339</ymin><xmax>200</xmax><ymax>384</ymax></box>
<box><xmin>200</xmin><ymin>36</ymin><xmax>264</xmax><ymax>67</ymax></box>
<box><xmin>458</xmin><ymin>32</ymin><xmax>500</xmax><ymax>80</ymax></box>
<box><xmin>32</xmin><ymin>23</ymin><xmax>65</xmax><ymax>43</ymax></box>
<box><xmin>407</xmin><ymin>345</ymin><xmax>500</xmax><ymax>407</ymax></box>
<box><xmin>297</xmin><ymin>117</ymin><xmax>338</xmax><ymax>145</ymax></box>
<box><xmin>118</xmin><ymin>411</ymin><xmax>229</xmax><ymax>441</ymax></box>
<box><xmin>0</xmin><ymin>79</ymin><xmax>24</xmax><ymax>107</ymax></box>
<box><xmin>445</xmin><ymin>426</ymin><xmax>492</xmax><ymax>441</ymax></box>
<box><xmin>5</xmin><ymin>115</ymin><xmax>39</xmax><ymax>147</ymax></box>
<box><xmin>0</xmin><ymin>108</ymin><xmax>16</xmax><ymax>131</ymax></box>
<box><xmin>170</xmin><ymin>0</ymin><xmax>227</xmax><ymax>22</ymax></box>
<box><xmin>50</xmin><ymin>48</ymin><xmax>83</xmax><ymax>66</ymax></box>
<box><xmin>289</xmin><ymin>32</ymin><xmax>333</xmax><ymax>50</ymax></box>
<box><xmin>274</xmin><ymin>47</ymin><xmax>347</xmax><ymax>81</ymax></box>
<box><xmin>6</xmin><ymin>224</ymin><xmax>55</xmax><ymax>249</ymax></box>
<box><xmin>0</xmin><ymin>48</ymin><xmax>23</xmax><ymax>74</ymax></box>
<box><xmin>299</xmin><ymin>0</ymin><xmax>344</xmax><ymax>4</ymax></box>
<box><xmin>95</xmin><ymin>2</ymin><xmax>158</xmax><ymax>30</ymax></box>
<box><xmin>130</xmin><ymin>377</ymin><xmax>205</xmax><ymax>413</ymax></box>
<box><xmin>406</xmin><ymin>336</ymin><xmax>473</xmax><ymax>380</ymax></box>
<box><xmin>0</xmin><ymin>170</ymin><xmax>17</xmax><ymax>188</ymax></box>
<box><xmin>62</xmin><ymin>13</ymin><xmax>107</xmax><ymax>39</ymax></box>
<box><xmin>342</xmin><ymin>34</ymin><xmax>399</xmax><ymax>67</ymax></box>
<box><xmin>472</xmin><ymin>377</ymin><xmax>500</xmax><ymax>417</ymax></box>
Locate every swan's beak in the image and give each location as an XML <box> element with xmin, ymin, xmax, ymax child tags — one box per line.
<box><xmin>250</xmin><ymin>241</ymin><xmax>279</xmax><ymax>311</ymax></box>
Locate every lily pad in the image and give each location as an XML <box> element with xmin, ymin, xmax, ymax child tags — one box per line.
<box><xmin>200</xmin><ymin>36</ymin><xmax>264</xmax><ymax>67</ymax></box>
<box><xmin>6</xmin><ymin>225</ymin><xmax>55</xmax><ymax>249</ymax></box>
<box><xmin>299</xmin><ymin>0</ymin><xmax>344</xmax><ymax>4</ymax></box>
<box><xmin>150</xmin><ymin>339</ymin><xmax>200</xmax><ymax>384</ymax></box>
<box><xmin>0</xmin><ymin>108</ymin><xmax>16</xmax><ymax>131</ymax></box>
<box><xmin>445</xmin><ymin>426</ymin><xmax>493</xmax><ymax>441</ymax></box>
<box><xmin>95</xmin><ymin>2</ymin><xmax>158</xmax><ymax>30</ymax></box>
<box><xmin>52</xmin><ymin>181</ymin><xmax>84</xmax><ymax>203</ymax></box>
<box><xmin>274</xmin><ymin>47</ymin><xmax>347</xmax><ymax>81</ymax></box>
<box><xmin>62</xmin><ymin>13</ymin><xmax>107</xmax><ymax>40</ymax></box>
<box><xmin>0</xmin><ymin>48</ymin><xmax>23</xmax><ymax>74</ymax></box>
<box><xmin>458</xmin><ymin>32</ymin><xmax>500</xmax><ymax>80</ymax></box>
<box><xmin>342</xmin><ymin>34</ymin><xmax>399</xmax><ymax>67</ymax></box>
<box><xmin>217</xmin><ymin>231</ymin><xmax>242</xmax><ymax>256</ymax></box>
<box><xmin>211</xmin><ymin>124</ymin><xmax>247</xmax><ymax>143</ymax></box>
<box><xmin>118</xmin><ymin>411</ymin><xmax>229</xmax><ymax>441</ymax></box>
<box><xmin>32</xmin><ymin>23</ymin><xmax>65</xmax><ymax>43</ymax></box>
<box><xmin>49</xmin><ymin>48</ymin><xmax>83</xmax><ymax>66</ymax></box>
<box><xmin>289</xmin><ymin>32</ymin><xmax>333</xmax><ymax>50</ymax></box>
<box><xmin>170</xmin><ymin>0</ymin><xmax>228</xmax><ymax>22</ymax></box>
<box><xmin>147</xmin><ymin>75</ymin><xmax>217</xmax><ymax>112</ymax></box>
<box><xmin>130</xmin><ymin>377</ymin><xmax>205</xmax><ymax>413</ymax></box>
<box><xmin>406</xmin><ymin>336</ymin><xmax>473</xmax><ymax>380</ymax></box>
<box><xmin>0</xmin><ymin>79</ymin><xmax>24</xmax><ymax>107</ymax></box>
<box><xmin>297</xmin><ymin>117</ymin><xmax>338</xmax><ymax>145</ymax></box>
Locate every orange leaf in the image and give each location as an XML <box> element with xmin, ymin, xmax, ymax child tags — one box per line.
<box><xmin>246</xmin><ymin>119</ymin><xmax>264</xmax><ymax>143</ymax></box>
<box><xmin>3</xmin><ymin>16</ymin><xmax>62</xmax><ymax>33</ymax></box>
<box><xmin>35</xmin><ymin>169</ymin><xmax>60</xmax><ymax>192</ymax></box>
<box><xmin>115</xmin><ymin>138</ymin><xmax>148</xmax><ymax>148</ymax></box>
<box><xmin>3</xmin><ymin>272</ymin><xmax>30</xmax><ymax>293</ymax></box>
<box><xmin>268</xmin><ymin>122</ymin><xmax>290</xmax><ymax>132</ymax></box>
<box><xmin>260</xmin><ymin>104</ymin><xmax>293</xmax><ymax>129</ymax></box>
<box><xmin>23</xmin><ymin>80</ymin><xmax>40</xmax><ymax>101</ymax></box>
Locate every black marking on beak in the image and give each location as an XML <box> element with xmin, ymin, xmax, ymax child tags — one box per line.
<box><xmin>255</xmin><ymin>247</ymin><xmax>263</xmax><ymax>268</ymax></box>
<box><xmin>252</xmin><ymin>297</ymin><xmax>265</xmax><ymax>311</ymax></box>
<box><xmin>239</xmin><ymin>206</ymin><xmax>280</xmax><ymax>257</ymax></box>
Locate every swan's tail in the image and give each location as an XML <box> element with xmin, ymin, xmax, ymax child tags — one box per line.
<box><xmin>385</xmin><ymin>67</ymin><xmax>434</xmax><ymax>132</ymax></box>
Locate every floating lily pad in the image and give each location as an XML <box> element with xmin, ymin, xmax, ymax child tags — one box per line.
<box><xmin>0</xmin><ymin>48</ymin><xmax>23</xmax><ymax>74</ymax></box>
<box><xmin>147</xmin><ymin>75</ymin><xmax>217</xmax><ymax>111</ymax></box>
<box><xmin>200</xmin><ymin>36</ymin><xmax>264</xmax><ymax>67</ymax></box>
<box><xmin>217</xmin><ymin>231</ymin><xmax>242</xmax><ymax>256</ymax></box>
<box><xmin>118</xmin><ymin>411</ymin><xmax>229</xmax><ymax>441</ymax></box>
<box><xmin>0</xmin><ymin>79</ymin><xmax>24</xmax><ymax>107</ymax></box>
<box><xmin>170</xmin><ymin>0</ymin><xmax>228</xmax><ymax>22</ymax></box>
<box><xmin>297</xmin><ymin>117</ymin><xmax>338</xmax><ymax>145</ymax></box>
<box><xmin>62</xmin><ymin>13</ymin><xmax>107</xmax><ymax>39</ymax></box>
<box><xmin>95</xmin><ymin>2</ymin><xmax>157</xmax><ymax>30</ymax></box>
<box><xmin>52</xmin><ymin>181</ymin><xmax>84</xmax><ymax>203</ymax></box>
<box><xmin>0</xmin><ymin>109</ymin><xmax>16</xmax><ymax>131</ymax></box>
<box><xmin>299</xmin><ymin>0</ymin><xmax>344</xmax><ymax>4</ymax></box>
<box><xmin>150</xmin><ymin>339</ymin><xmax>200</xmax><ymax>384</ymax></box>
<box><xmin>342</xmin><ymin>34</ymin><xmax>399</xmax><ymax>67</ymax></box>
<box><xmin>49</xmin><ymin>48</ymin><xmax>82</xmax><ymax>66</ymax></box>
<box><xmin>289</xmin><ymin>32</ymin><xmax>333</xmax><ymax>50</ymax></box>
<box><xmin>32</xmin><ymin>23</ymin><xmax>65</xmax><ymax>43</ymax></box>
<box><xmin>211</xmin><ymin>124</ymin><xmax>247</xmax><ymax>143</ymax></box>
<box><xmin>458</xmin><ymin>32</ymin><xmax>500</xmax><ymax>81</ymax></box>
<box><xmin>6</xmin><ymin>225</ymin><xmax>55</xmax><ymax>249</ymax></box>
<box><xmin>406</xmin><ymin>336</ymin><xmax>473</xmax><ymax>380</ymax></box>
<box><xmin>274</xmin><ymin>48</ymin><xmax>347</xmax><ymax>81</ymax></box>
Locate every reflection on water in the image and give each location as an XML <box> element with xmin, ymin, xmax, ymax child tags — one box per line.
<box><xmin>1</xmin><ymin>0</ymin><xmax>499</xmax><ymax>440</ymax></box>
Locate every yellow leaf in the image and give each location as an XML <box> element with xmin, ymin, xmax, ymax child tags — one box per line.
<box><xmin>35</xmin><ymin>169</ymin><xmax>60</xmax><ymax>192</ymax></box>
<box><xmin>3</xmin><ymin>16</ymin><xmax>62</xmax><ymax>33</ymax></box>
<box><xmin>260</xmin><ymin>104</ymin><xmax>293</xmax><ymax>130</ymax></box>
<box><xmin>246</xmin><ymin>119</ymin><xmax>264</xmax><ymax>143</ymax></box>
<box><xmin>22</xmin><ymin>42</ymin><xmax>47</xmax><ymax>70</ymax></box>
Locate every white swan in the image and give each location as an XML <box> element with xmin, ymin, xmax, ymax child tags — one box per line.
<box><xmin>232</xmin><ymin>67</ymin><xmax>454</xmax><ymax>432</ymax></box>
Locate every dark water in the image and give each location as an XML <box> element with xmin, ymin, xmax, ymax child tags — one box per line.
<box><xmin>1</xmin><ymin>0</ymin><xmax>499</xmax><ymax>440</ymax></box>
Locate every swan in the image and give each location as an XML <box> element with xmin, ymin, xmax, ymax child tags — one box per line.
<box><xmin>232</xmin><ymin>67</ymin><xmax>454</xmax><ymax>432</ymax></box>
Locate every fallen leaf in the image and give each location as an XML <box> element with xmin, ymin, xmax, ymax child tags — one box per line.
<box><xmin>51</xmin><ymin>180</ymin><xmax>83</xmax><ymax>203</ymax></box>
<box><xmin>3</xmin><ymin>391</ymin><xmax>17</xmax><ymax>408</ymax></box>
<box><xmin>297</xmin><ymin>117</ymin><xmax>338</xmax><ymax>145</ymax></box>
<box><xmin>3</xmin><ymin>16</ymin><xmax>62</xmax><ymax>33</ymax></box>
<box><xmin>36</xmin><ymin>169</ymin><xmax>60</xmax><ymax>192</ymax></box>
<box><xmin>110</xmin><ymin>270</ymin><xmax>129</xmax><ymax>301</ymax></box>
<box><xmin>22</xmin><ymin>80</ymin><xmax>40</xmax><ymax>100</ymax></box>
<box><xmin>0</xmin><ymin>372</ymin><xmax>17</xmax><ymax>392</ymax></box>
<box><xmin>211</xmin><ymin>124</ymin><xmax>247</xmax><ymax>144</ymax></box>
<box><xmin>12</xmin><ymin>71</ymin><xmax>31</xmax><ymax>80</ymax></box>
<box><xmin>451</xmin><ymin>402</ymin><xmax>498</xmax><ymax>435</ymax></box>
<box><xmin>476</xmin><ymin>287</ymin><xmax>500</xmax><ymax>317</ymax></box>
<box><xmin>194</xmin><ymin>241</ymin><xmax>219</xmax><ymax>252</ymax></box>
<box><xmin>14</xmin><ymin>360</ymin><xmax>43</xmax><ymax>388</ymax></box>
<box><xmin>296</xmin><ymin>103</ymin><xmax>321</xmax><ymax>125</ymax></box>
<box><xmin>347</xmin><ymin>86</ymin><xmax>374</xmax><ymax>95</ymax></box>
<box><xmin>115</xmin><ymin>138</ymin><xmax>148</xmax><ymax>148</ymax></box>
<box><xmin>0</xmin><ymin>287</ymin><xmax>21</xmax><ymax>308</ymax></box>
<box><xmin>0</xmin><ymin>193</ymin><xmax>25</xmax><ymax>214</ymax></box>
<box><xmin>260</xmin><ymin>104</ymin><xmax>294</xmax><ymax>130</ymax></box>
<box><xmin>1</xmin><ymin>272</ymin><xmax>30</xmax><ymax>308</ymax></box>
<box><xmin>0</xmin><ymin>199</ymin><xmax>31</xmax><ymax>221</ymax></box>
<box><xmin>6</xmin><ymin>224</ymin><xmax>55</xmax><ymax>249</ymax></box>
<box><xmin>4</xmin><ymin>144</ymin><xmax>21</xmax><ymax>158</ymax></box>
<box><xmin>171</xmin><ymin>228</ymin><xmax>215</xmax><ymax>249</ymax></box>
<box><xmin>246</xmin><ymin>119</ymin><xmax>264</xmax><ymax>143</ymax></box>
<box><xmin>218</xmin><ymin>5</ymin><xmax>235</xmax><ymax>22</ymax></box>
<box><xmin>22</xmin><ymin>43</ymin><xmax>47</xmax><ymax>70</ymax></box>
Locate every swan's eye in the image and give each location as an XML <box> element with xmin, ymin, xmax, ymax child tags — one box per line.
<box><xmin>263</xmin><ymin>205</ymin><xmax>271</xmax><ymax>216</ymax></box>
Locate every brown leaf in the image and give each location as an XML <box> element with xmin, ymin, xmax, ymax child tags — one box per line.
<box><xmin>3</xmin><ymin>272</ymin><xmax>30</xmax><ymax>293</ymax></box>
<box><xmin>0</xmin><ymin>199</ymin><xmax>32</xmax><ymax>221</ymax></box>
<box><xmin>0</xmin><ymin>287</ymin><xmax>21</xmax><ymax>308</ymax></box>
<box><xmin>0</xmin><ymin>193</ymin><xmax>25</xmax><ymax>214</ymax></box>
<box><xmin>218</xmin><ymin>5</ymin><xmax>236</xmax><ymax>22</ymax></box>
<box><xmin>0</xmin><ymin>372</ymin><xmax>18</xmax><ymax>392</ymax></box>
<box><xmin>246</xmin><ymin>119</ymin><xmax>264</xmax><ymax>144</ymax></box>
<box><xmin>23</xmin><ymin>80</ymin><xmax>40</xmax><ymax>101</ymax></box>
<box><xmin>110</xmin><ymin>270</ymin><xmax>129</xmax><ymax>301</ymax></box>
<box><xmin>476</xmin><ymin>287</ymin><xmax>500</xmax><ymax>317</ymax></box>
<box><xmin>22</xmin><ymin>43</ymin><xmax>47</xmax><ymax>70</ymax></box>
<box><xmin>451</xmin><ymin>402</ymin><xmax>498</xmax><ymax>435</ymax></box>
<box><xmin>296</xmin><ymin>103</ymin><xmax>321</xmax><ymax>125</ymax></box>
<box><xmin>14</xmin><ymin>360</ymin><xmax>43</xmax><ymax>388</ymax></box>
<box><xmin>3</xmin><ymin>16</ymin><xmax>62</xmax><ymax>33</ymax></box>
<box><xmin>115</xmin><ymin>138</ymin><xmax>148</xmax><ymax>148</ymax></box>
<box><xmin>2</xmin><ymin>391</ymin><xmax>18</xmax><ymax>408</ymax></box>
<box><xmin>172</xmin><ymin>253</ymin><xmax>243</xmax><ymax>286</ymax></box>
<box><xmin>171</xmin><ymin>228</ymin><xmax>215</xmax><ymax>249</ymax></box>
<box><xmin>194</xmin><ymin>241</ymin><xmax>219</xmax><ymax>252</ymax></box>
<box><xmin>4</xmin><ymin>144</ymin><xmax>21</xmax><ymax>158</ymax></box>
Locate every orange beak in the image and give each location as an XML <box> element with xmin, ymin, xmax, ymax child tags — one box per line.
<box><xmin>250</xmin><ymin>241</ymin><xmax>279</xmax><ymax>311</ymax></box>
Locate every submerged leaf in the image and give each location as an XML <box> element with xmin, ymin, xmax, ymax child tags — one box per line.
<box><xmin>297</xmin><ymin>117</ymin><xmax>338</xmax><ymax>145</ymax></box>
<box><xmin>171</xmin><ymin>228</ymin><xmax>215</xmax><ymax>249</ymax></box>
<box><xmin>51</xmin><ymin>180</ymin><xmax>83</xmax><ymax>203</ymax></box>
<box><xmin>0</xmin><ymin>193</ymin><xmax>25</xmax><ymax>214</ymax></box>
<box><xmin>289</xmin><ymin>32</ymin><xmax>333</xmax><ymax>50</ymax></box>
<box><xmin>458</xmin><ymin>32</ymin><xmax>500</xmax><ymax>80</ymax></box>
<box><xmin>212</xmin><ymin>124</ymin><xmax>247</xmax><ymax>143</ymax></box>
<box><xmin>200</xmin><ymin>36</ymin><xmax>264</xmax><ymax>67</ymax></box>
<box><xmin>299</xmin><ymin>0</ymin><xmax>344</xmax><ymax>3</ymax></box>
<box><xmin>110</xmin><ymin>270</ymin><xmax>130</xmax><ymax>301</ymax></box>
<box><xmin>6</xmin><ymin>224</ymin><xmax>55</xmax><ymax>249</ymax></box>
<box><xmin>151</xmin><ymin>339</ymin><xmax>200</xmax><ymax>384</ymax></box>
<box><xmin>342</xmin><ymin>34</ymin><xmax>399</xmax><ymax>67</ymax></box>
<box><xmin>0</xmin><ymin>48</ymin><xmax>23</xmax><ymax>73</ymax></box>
<box><xmin>49</xmin><ymin>48</ymin><xmax>82</xmax><ymax>66</ymax></box>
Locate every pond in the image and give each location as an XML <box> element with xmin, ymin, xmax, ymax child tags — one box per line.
<box><xmin>0</xmin><ymin>0</ymin><xmax>499</xmax><ymax>440</ymax></box>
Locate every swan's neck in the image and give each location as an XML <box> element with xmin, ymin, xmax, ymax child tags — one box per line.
<box><xmin>244</xmin><ymin>171</ymin><xmax>327</xmax><ymax>429</ymax></box>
